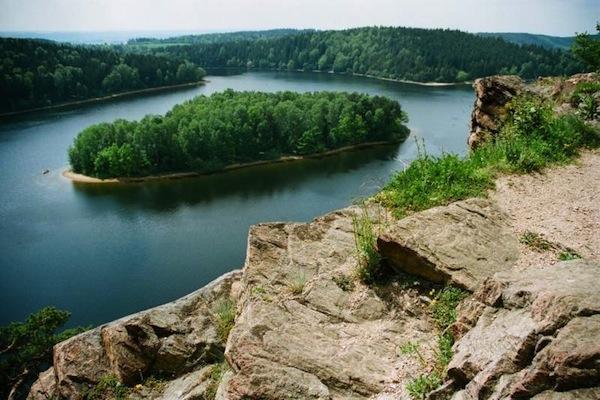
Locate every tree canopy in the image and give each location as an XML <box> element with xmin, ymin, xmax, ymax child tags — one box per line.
<box><xmin>572</xmin><ymin>23</ymin><xmax>600</xmax><ymax>71</ymax></box>
<box><xmin>0</xmin><ymin>38</ymin><xmax>206</xmax><ymax>113</ymax></box>
<box><xmin>136</xmin><ymin>26</ymin><xmax>585</xmax><ymax>82</ymax></box>
<box><xmin>68</xmin><ymin>90</ymin><xmax>410</xmax><ymax>179</ymax></box>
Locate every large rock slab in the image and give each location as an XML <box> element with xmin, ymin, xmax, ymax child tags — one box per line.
<box><xmin>28</xmin><ymin>270</ymin><xmax>242</xmax><ymax>400</ymax></box>
<box><xmin>220</xmin><ymin>207</ymin><xmax>439</xmax><ymax>399</ymax></box>
<box><xmin>446</xmin><ymin>259</ymin><xmax>600</xmax><ymax>399</ymax></box>
<box><xmin>377</xmin><ymin>198</ymin><xmax>519</xmax><ymax>291</ymax></box>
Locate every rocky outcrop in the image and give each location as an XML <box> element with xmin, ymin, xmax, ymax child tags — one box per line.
<box><xmin>468</xmin><ymin>72</ymin><xmax>600</xmax><ymax>149</ymax></box>
<box><xmin>468</xmin><ymin>75</ymin><xmax>525</xmax><ymax>148</ymax></box>
<box><xmin>28</xmin><ymin>270</ymin><xmax>241</xmax><ymax>400</ymax></box>
<box><xmin>447</xmin><ymin>259</ymin><xmax>600</xmax><ymax>399</ymax></box>
<box><xmin>378</xmin><ymin>198</ymin><xmax>519</xmax><ymax>291</ymax></box>
<box><xmin>220</xmin><ymin>207</ymin><xmax>439</xmax><ymax>399</ymax></box>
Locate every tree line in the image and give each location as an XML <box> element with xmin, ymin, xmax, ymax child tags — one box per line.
<box><xmin>0</xmin><ymin>38</ymin><xmax>206</xmax><ymax>113</ymax></box>
<box><xmin>137</xmin><ymin>26</ymin><xmax>585</xmax><ymax>83</ymax></box>
<box><xmin>68</xmin><ymin>90</ymin><xmax>410</xmax><ymax>178</ymax></box>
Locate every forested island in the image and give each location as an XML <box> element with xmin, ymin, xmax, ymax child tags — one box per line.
<box><xmin>129</xmin><ymin>26</ymin><xmax>585</xmax><ymax>82</ymax></box>
<box><xmin>0</xmin><ymin>38</ymin><xmax>206</xmax><ymax>113</ymax></box>
<box><xmin>67</xmin><ymin>90</ymin><xmax>409</xmax><ymax>179</ymax></box>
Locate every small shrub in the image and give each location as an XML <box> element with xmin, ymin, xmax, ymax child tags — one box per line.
<box><xmin>288</xmin><ymin>271</ymin><xmax>307</xmax><ymax>295</ymax></box>
<box><xmin>84</xmin><ymin>374</ymin><xmax>130</xmax><ymax>400</ymax></box>
<box><xmin>332</xmin><ymin>274</ymin><xmax>355</xmax><ymax>291</ymax></box>
<box><xmin>519</xmin><ymin>231</ymin><xmax>554</xmax><ymax>252</ymax></box>
<box><xmin>558</xmin><ymin>249</ymin><xmax>582</xmax><ymax>261</ymax></box>
<box><xmin>205</xmin><ymin>362</ymin><xmax>228</xmax><ymax>400</ymax></box>
<box><xmin>352</xmin><ymin>205</ymin><xmax>382</xmax><ymax>283</ymax></box>
<box><xmin>213</xmin><ymin>298</ymin><xmax>236</xmax><ymax>343</ymax></box>
<box><xmin>430</xmin><ymin>287</ymin><xmax>468</xmax><ymax>331</ymax></box>
<box><xmin>577</xmin><ymin>94</ymin><xmax>599</xmax><ymax>120</ymax></box>
<box><xmin>406</xmin><ymin>372</ymin><xmax>443</xmax><ymax>400</ymax></box>
<box><xmin>570</xmin><ymin>82</ymin><xmax>600</xmax><ymax>106</ymax></box>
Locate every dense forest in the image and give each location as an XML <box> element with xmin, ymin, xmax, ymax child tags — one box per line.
<box><xmin>136</xmin><ymin>27</ymin><xmax>585</xmax><ymax>82</ymax></box>
<box><xmin>127</xmin><ymin>29</ymin><xmax>309</xmax><ymax>46</ymax></box>
<box><xmin>68</xmin><ymin>90</ymin><xmax>409</xmax><ymax>178</ymax></box>
<box><xmin>0</xmin><ymin>38</ymin><xmax>206</xmax><ymax>113</ymax></box>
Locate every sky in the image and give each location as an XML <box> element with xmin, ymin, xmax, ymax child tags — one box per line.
<box><xmin>0</xmin><ymin>0</ymin><xmax>598</xmax><ymax>36</ymax></box>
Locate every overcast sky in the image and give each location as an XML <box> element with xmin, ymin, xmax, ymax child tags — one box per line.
<box><xmin>0</xmin><ymin>0</ymin><xmax>598</xmax><ymax>36</ymax></box>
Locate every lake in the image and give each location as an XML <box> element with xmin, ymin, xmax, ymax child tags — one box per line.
<box><xmin>0</xmin><ymin>71</ymin><xmax>474</xmax><ymax>327</ymax></box>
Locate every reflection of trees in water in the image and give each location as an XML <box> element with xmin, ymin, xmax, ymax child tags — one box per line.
<box><xmin>73</xmin><ymin>144</ymin><xmax>400</xmax><ymax>212</ymax></box>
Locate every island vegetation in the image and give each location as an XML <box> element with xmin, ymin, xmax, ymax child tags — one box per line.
<box><xmin>67</xmin><ymin>90</ymin><xmax>409</xmax><ymax>179</ymax></box>
<box><xmin>0</xmin><ymin>38</ymin><xmax>206</xmax><ymax>113</ymax></box>
<box><xmin>131</xmin><ymin>26</ymin><xmax>584</xmax><ymax>82</ymax></box>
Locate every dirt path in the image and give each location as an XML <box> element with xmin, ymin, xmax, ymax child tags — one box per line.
<box><xmin>491</xmin><ymin>149</ymin><xmax>600</xmax><ymax>269</ymax></box>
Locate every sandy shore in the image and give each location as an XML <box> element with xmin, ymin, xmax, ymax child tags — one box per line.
<box><xmin>63</xmin><ymin>140</ymin><xmax>402</xmax><ymax>184</ymax></box>
<box><xmin>0</xmin><ymin>80</ymin><xmax>207</xmax><ymax>118</ymax></box>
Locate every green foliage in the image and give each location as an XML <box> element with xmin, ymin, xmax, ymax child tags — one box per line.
<box><xmin>406</xmin><ymin>372</ymin><xmax>443</xmax><ymax>400</ymax></box>
<box><xmin>381</xmin><ymin>96</ymin><xmax>599</xmax><ymax>217</ymax></box>
<box><xmin>558</xmin><ymin>249</ymin><xmax>582</xmax><ymax>261</ymax></box>
<box><xmin>288</xmin><ymin>271</ymin><xmax>307</xmax><ymax>295</ymax></box>
<box><xmin>332</xmin><ymin>274</ymin><xmax>355</xmax><ymax>292</ymax></box>
<box><xmin>68</xmin><ymin>90</ymin><xmax>409</xmax><ymax>178</ymax></box>
<box><xmin>205</xmin><ymin>362</ymin><xmax>229</xmax><ymax>400</ymax></box>
<box><xmin>84</xmin><ymin>374</ymin><xmax>130</xmax><ymax>400</ymax></box>
<box><xmin>213</xmin><ymin>298</ymin><xmax>236</xmax><ymax>343</ymax></box>
<box><xmin>0</xmin><ymin>38</ymin><xmax>206</xmax><ymax>113</ymax></box>
<box><xmin>0</xmin><ymin>306</ymin><xmax>87</xmax><ymax>399</ymax></box>
<box><xmin>147</xmin><ymin>27</ymin><xmax>584</xmax><ymax>83</ymax></box>
<box><xmin>572</xmin><ymin>23</ymin><xmax>600</xmax><ymax>71</ymax></box>
<box><xmin>352</xmin><ymin>205</ymin><xmax>382</xmax><ymax>283</ymax></box>
<box><xmin>430</xmin><ymin>287</ymin><xmax>468</xmax><ymax>331</ymax></box>
<box><xmin>520</xmin><ymin>231</ymin><xmax>554</xmax><ymax>252</ymax></box>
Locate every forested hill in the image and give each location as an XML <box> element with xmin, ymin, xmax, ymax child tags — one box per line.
<box><xmin>127</xmin><ymin>29</ymin><xmax>309</xmax><ymax>46</ymax></box>
<box><xmin>477</xmin><ymin>32</ymin><xmax>600</xmax><ymax>50</ymax></box>
<box><xmin>137</xmin><ymin>27</ymin><xmax>584</xmax><ymax>83</ymax></box>
<box><xmin>0</xmin><ymin>38</ymin><xmax>206</xmax><ymax>113</ymax></box>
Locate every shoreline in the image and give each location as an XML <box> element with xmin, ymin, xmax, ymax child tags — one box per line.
<box><xmin>63</xmin><ymin>140</ymin><xmax>402</xmax><ymax>184</ymax></box>
<box><xmin>206</xmin><ymin>66</ymin><xmax>472</xmax><ymax>87</ymax></box>
<box><xmin>0</xmin><ymin>80</ymin><xmax>207</xmax><ymax>118</ymax></box>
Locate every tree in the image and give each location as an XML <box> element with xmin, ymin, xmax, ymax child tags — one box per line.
<box><xmin>0</xmin><ymin>307</ymin><xmax>86</xmax><ymax>400</ymax></box>
<box><xmin>572</xmin><ymin>23</ymin><xmax>600</xmax><ymax>71</ymax></box>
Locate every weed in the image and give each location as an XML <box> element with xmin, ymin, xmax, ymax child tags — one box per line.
<box><xmin>332</xmin><ymin>274</ymin><xmax>355</xmax><ymax>291</ymax></box>
<box><xmin>213</xmin><ymin>298</ymin><xmax>236</xmax><ymax>343</ymax></box>
<box><xmin>558</xmin><ymin>249</ymin><xmax>582</xmax><ymax>261</ymax></box>
<box><xmin>288</xmin><ymin>271</ymin><xmax>307</xmax><ymax>295</ymax></box>
<box><xmin>430</xmin><ymin>287</ymin><xmax>468</xmax><ymax>331</ymax></box>
<box><xmin>519</xmin><ymin>231</ymin><xmax>554</xmax><ymax>252</ymax></box>
<box><xmin>84</xmin><ymin>374</ymin><xmax>130</xmax><ymax>400</ymax></box>
<box><xmin>205</xmin><ymin>362</ymin><xmax>228</xmax><ymax>400</ymax></box>
<box><xmin>352</xmin><ymin>204</ymin><xmax>382</xmax><ymax>283</ymax></box>
<box><xmin>406</xmin><ymin>372</ymin><xmax>443</xmax><ymax>400</ymax></box>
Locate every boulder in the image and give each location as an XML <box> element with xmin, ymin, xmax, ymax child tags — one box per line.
<box><xmin>28</xmin><ymin>270</ymin><xmax>242</xmax><ymax>399</ymax></box>
<box><xmin>27</xmin><ymin>368</ymin><xmax>57</xmax><ymax>400</ymax></box>
<box><xmin>447</xmin><ymin>259</ymin><xmax>600</xmax><ymax>399</ymax></box>
<box><xmin>221</xmin><ymin>207</ymin><xmax>439</xmax><ymax>399</ymax></box>
<box><xmin>468</xmin><ymin>75</ymin><xmax>525</xmax><ymax>148</ymax></box>
<box><xmin>377</xmin><ymin>198</ymin><xmax>519</xmax><ymax>292</ymax></box>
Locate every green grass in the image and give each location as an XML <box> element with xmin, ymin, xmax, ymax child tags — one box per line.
<box><xmin>205</xmin><ymin>362</ymin><xmax>229</xmax><ymax>400</ymax></box>
<box><xmin>213</xmin><ymin>298</ymin><xmax>236</xmax><ymax>343</ymax></box>
<box><xmin>403</xmin><ymin>287</ymin><xmax>468</xmax><ymax>399</ymax></box>
<box><xmin>380</xmin><ymin>96</ymin><xmax>599</xmax><ymax>218</ymax></box>
<box><xmin>520</xmin><ymin>231</ymin><xmax>554</xmax><ymax>251</ymax></box>
<box><xmin>84</xmin><ymin>374</ymin><xmax>130</xmax><ymax>400</ymax></box>
<box><xmin>558</xmin><ymin>249</ymin><xmax>582</xmax><ymax>261</ymax></box>
<box><xmin>351</xmin><ymin>205</ymin><xmax>382</xmax><ymax>283</ymax></box>
<box><xmin>288</xmin><ymin>271</ymin><xmax>307</xmax><ymax>295</ymax></box>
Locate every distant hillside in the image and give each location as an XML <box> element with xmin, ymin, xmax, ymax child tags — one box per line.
<box><xmin>477</xmin><ymin>32</ymin><xmax>600</xmax><ymax>50</ymax></box>
<box><xmin>138</xmin><ymin>27</ymin><xmax>584</xmax><ymax>83</ymax></box>
<box><xmin>128</xmin><ymin>29</ymin><xmax>308</xmax><ymax>46</ymax></box>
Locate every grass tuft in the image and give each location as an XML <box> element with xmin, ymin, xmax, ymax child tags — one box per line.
<box><xmin>213</xmin><ymin>298</ymin><xmax>236</xmax><ymax>343</ymax></box>
<box><xmin>84</xmin><ymin>374</ymin><xmax>129</xmax><ymax>400</ymax></box>
<box><xmin>288</xmin><ymin>271</ymin><xmax>307</xmax><ymax>295</ymax></box>
<box><xmin>352</xmin><ymin>204</ymin><xmax>382</xmax><ymax>283</ymax></box>
<box><xmin>205</xmin><ymin>362</ymin><xmax>229</xmax><ymax>400</ymax></box>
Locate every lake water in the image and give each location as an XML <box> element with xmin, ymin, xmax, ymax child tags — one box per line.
<box><xmin>0</xmin><ymin>71</ymin><xmax>473</xmax><ymax>327</ymax></box>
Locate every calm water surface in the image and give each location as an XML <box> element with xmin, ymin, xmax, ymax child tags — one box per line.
<box><xmin>0</xmin><ymin>71</ymin><xmax>473</xmax><ymax>326</ymax></box>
